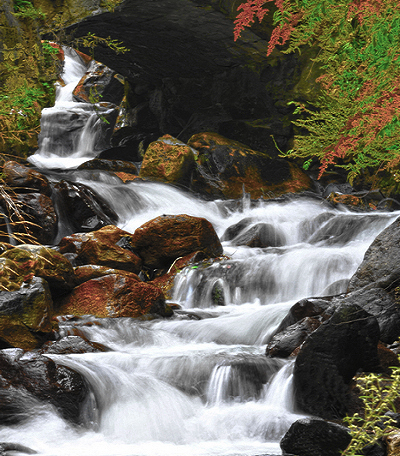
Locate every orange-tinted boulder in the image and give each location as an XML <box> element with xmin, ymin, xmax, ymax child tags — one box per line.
<box><xmin>188</xmin><ymin>132</ymin><xmax>313</xmax><ymax>199</ymax></box>
<box><xmin>139</xmin><ymin>135</ymin><xmax>196</xmax><ymax>186</ymax></box>
<box><xmin>131</xmin><ymin>214</ymin><xmax>223</xmax><ymax>269</ymax></box>
<box><xmin>57</xmin><ymin>274</ymin><xmax>169</xmax><ymax>318</ymax></box>
<box><xmin>58</xmin><ymin>225</ymin><xmax>142</xmax><ymax>274</ymax></box>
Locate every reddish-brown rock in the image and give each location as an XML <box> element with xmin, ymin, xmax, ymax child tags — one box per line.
<box><xmin>131</xmin><ymin>214</ymin><xmax>223</xmax><ymax>269</ymax></box>
<box><xmin>57</xmin><ymin>274</ymin><xmax>169</xmax><ymax>318</ymax></box>
<box><xmin>188</xmin><ymin>132</ymin><xmax>313</xmax><ymax>199</ymax></box>
<box><xmin>58</xmin><ymin>225</ymin><xmax>142</xmax><ymax>274</ymax></box>
<box><xmin>73</xmin><ymin>265</ymin><xmax>140</xmax><ymax>286</ymax></box>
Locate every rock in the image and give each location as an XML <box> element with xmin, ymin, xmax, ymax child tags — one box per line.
<box><xmin>7</xmin><ymin>192</ymin><xmax>57</xmax><ymax>245</ymax></box>
<box><xmin>332</xmin><ymin>287</ymin><xmax>400</xmax><ymax>344</ymax></box>
<box><xmin>0</xmin><ymin>349</ymin><xmax>87</xmax><ymax>424</ymax></box>
<box><xmin>0</xmin><ymin>277</ymin><xmax>54</xmax><ymax>350</ymax></box>
<box><xmin>232</xmin><ymin>222</ymin><xmax>285</xmax><ymax>248</ymax></box>
<box><xmin>151</xmin><ymin>251</ymin><xmax>208</xmax><ymax>299</ymax></box>
<box><xmin>221</xmin><ymin>217</ymin><xmax>253</xmax><ymax>242</ymax></box>
<box><xmin>293</xmin><ymin>303</ymin><xmax>380</xmax><ymax>419</ymax></box>
<box><xmin>299</xmin><ymin>212</ymin><xmax>335</xmax><ymax>242</ymax></box>
<box><xmin>348</xmin><ymin>216</ymin><xmax>400</xmax><ymax>291</ymax></box>
<box><xmin>58</xmin><ymin>225</ymin><xmax>142</xmax><ymax>274</ymax></box>
<box><xmin>0</xmin><ymin>442</ymin><xmax>37</xmax><ymax>454</ymax></box>
<box><xmin>2</xmin><ymin>161</ymin><xmax>51</xmax><ymax>196</ymax></box>
<box><xmin>57</xmin><ymin>274</ymin><xmax>170</xmax><ymax>318</ymax></box>
<box><xmin>272</xmin><ymin>298</ymin><xmax>331</xmax><ymax>337</ymax></box>
<box><xmin>386</xmin><ymin>431</ymin><xmax>400</xmax><ymax>456</ymax></box>
<box><xmin>131</xmin><ymin>214</ymin><xmax>223</xmax><ymax>269</ymax></box>
<box><xmin>308</xmin><ymin>214</ymin><xmax>380</xmax><ymax>246</ymax></box>
<box><xmin>266</xmin><ymin>317</ymin><xmax>322</xmax><ymax>358</ymax></box>
<box><xmin>280</xmin><ymin>418</ymin><xmax>351</xmax><ymax>456</ymax></box>
<box><xmin>1</xmin><ymin>244</ymin><xmax>75</xmax><ymax>296</ymax></box>
<box><xmin>139</xmin><ymin>135</ymin><xmax>196</xmax><ymax>186</ymax></box>
<box><xmin>73</xmin><ymin>60</ymin><xmax>125</xmax><ymax>105</ymax></box>
<box><xmin>187</xmin><ymin>132</ymin><xmax>313</xmax><ymax>199</ymax></box>
<box><xmin>39</xmin><ymin>335</ymin><xmax>109</xmax><ymax>354</ymax></box>
<box><xmin>77</xmin><ymin>159</ymin><xmax>138</xmax><ymax>174</ymax></box>
<box><xmin>73</xmin><ymin>264</ymin><xmax>140</xmax><ymax>286</ymax></box>
<box><xmin>53</xmin><ymin>180</ymin><xmax>118</xmax><ymax>234</ymax></box>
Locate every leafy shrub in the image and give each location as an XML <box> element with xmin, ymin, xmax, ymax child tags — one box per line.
<box><xmin>234</xmin><ymin>1</ymin><xmax>400</xmax><ymax>190</ymax></box>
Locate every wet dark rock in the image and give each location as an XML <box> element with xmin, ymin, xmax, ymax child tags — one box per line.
<box><xmin>299</xmin><ymin>212</ymin><xmax>335</xmax><ymax>242</ymax></box>
<box><xmin>348</xmin><ymin>216</ymin><xmax>400</xmax><ymax>291</ymax></box>
<box><xmin>232</xmin><ymin>223</ymin><xmax>285</xmax><ymax>248</ymax></box>
<box><xmin>332</xmin><ymin>287</ymin><xmax>400</xmax><ymax>344</ymax></box>
<box><xmin>52</xmin><ymin>180</ymin><xmax>118</xmax><ymax>234</ymax></box>
<box><xmin>2</xmin><ymin>161</ymin><xmax>51</xmax><ymax>196</ymax></box>
<box><xmin>293</xmin><ymin>303</ymin><xmax>380</xmax><ymax>419</ymax></box>
<box><xmin>221</xmin><ymin>217</ymin><xmax>253</xmax><ymax>242</ymax></box>
<box><xmin>73</xmin><ymin>60</ymin><xmax>125</xmax><ymax>106</ymax></box>
<box><xmin>308</xmin><ymin>214</ymin><xmax>380</xmax><ymax>246</ymax></box>
<box><xmin>0</xmin><ymin>349</ymin><xmax>88</xmax><ymax>424</ymax></box>
<box><xmin>39</xmin><ymin>335</ymin><xmax>110</xmax><ymax>354</ymax></box>
<box><xmin>266</xmin><ymin>317</ymin><xmax>321</xmax><ymax>358</ymax></box>
<box><xmin>210</xmin><ymin>280</ymin><xmax>225</xmax><ymax>306</ymax></box>
<box><xmin>8</xmin><ymin>192</ymin><xmax>57</xmax><ymax>245</ymax></box>
<box><xmin>280</xmin><ymin>417</ymin><xmax>351</xmax><ymax>456</ymax></box>
<box><xmin>0</xmin><ymin>442</ymin><xmax>37</xmax><ymax>454</ymax></box>
<box><xmin>77</xmin><ymin>159</ymin><xmax>138</xmax><ymax>174</ymax></box>
<box><xmin>272</xmin><ymin>298</ymin><xmax>331</xmax><ymax>337</ymax></box>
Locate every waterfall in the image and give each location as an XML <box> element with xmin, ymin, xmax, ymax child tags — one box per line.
<box><xmin>4</xmin><ymin>46</ymin><xmax>400</xmax><ymax>456</ymax></box>
<box><xmin>28</xmin><ymin>47</ymin><xmax>116</xmax><ymax>170</ymax></box>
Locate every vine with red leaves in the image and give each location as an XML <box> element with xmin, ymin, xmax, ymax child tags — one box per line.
<box><xmin>234</xmin><ymin>0</ymin><xmax>400</xmax><ymax>192</ymax></box>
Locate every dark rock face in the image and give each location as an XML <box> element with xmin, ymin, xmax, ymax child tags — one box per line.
<box><xmin>280</xmin><ymin>418</ymin><xmax>351</xmax><ymax>456</ymax></box>
<box><xmin>11</xmin><ymin>192</ymin><xmax>58</xmax><ymax>245</ymax></box>
<box><xmin>2</xmin><ymin>161</ymin><xmax>51</xmax><ymax>196</ymax></box>
<box><xmin>0</xmin><ymin>349</ymin><xmax>88</xmax><ymax>424</ymax></box>
<box><xmin>348</xmin><ymin>216</ymin><xmax>400</xmax><ymax>290</ymax></box>
<box><xmin>232</xmin><ymin>222</ymin><xmax>285</xmax><ymax>248</ymax></box>
<box><xmin>39</xmin><ymin>335</ymin><xmax>110</xmax><ymax>354</ymax></box>
<box><xmin>52</xmin><ymin>180</ymin><xmax>118</xmax><ymax>236</ymax></box>
<box><xmin>65</xmin><ymin>0</ymin><xmax>316</xmax><ymax>151</ymax></box>
<box><xmin>266</xmin><ymin>316</ymin><xmax>322</xmax><ymax>358</ymax></box>
<box><xmin>332</xmin><ymin>287</ymin><xmax>400</xmax><ymax>344</ymax></box>
<box><xmin>293</xmin><ymin>303</ymin><xmax>380</xmax><ymax>419</ymax></box>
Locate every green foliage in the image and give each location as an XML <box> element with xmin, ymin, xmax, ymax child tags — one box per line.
<box><xmin>235</xmin><ymin>0</ymin><xmax>400</xmax><ymax>190</ymax></box>
<box><xmin>343</xmin><ymin>368</ymin><xmax>400</xmax><ymax>455</ymax></box>
<box><xmin>0</xmin><ymin>0</ymin><xmax>128</xmax><ymax>157</ymax></box>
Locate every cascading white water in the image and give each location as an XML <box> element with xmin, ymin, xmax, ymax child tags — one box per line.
<box><xmin>5</xmin><ymin>46</ymin><xmax>400</xmax><ymax>456</ymax></box>
<box><xmin>28</xmin><ymin>47</ymin><xmax>116</xmax><ymax>170</ymax></box>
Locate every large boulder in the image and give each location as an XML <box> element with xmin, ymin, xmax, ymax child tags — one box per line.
<box><xmin>348</xmin><ymin>216</ymin><xmax>400</xmax><ymax>291</ymax></box>
<box><xmin>56</xmin><ymin>274</ymin><xmax>170</xmax><ymax>318</ymax></box>
<box><xmin>280</xmin><ymin>418</ymin><xmax>351</xmax><ymax>456</ymax></box>
<box><xmin>130</xmin><ymin>214</ymin><xmax>223</xmax><ymax>269</ymax></box>
<box><xmin>187</xmin><ymin>132</ymin><xmax>313</xmax><ymax>199</ymax></box>
<box><xmin>293</xmin><ymin>303</ymin><xmax>380</xmax><ymax>419</ymax></box>
<box><xmin>139</xmin><ymin>135</ymin><xmax>196</xmax><ymax>186</ymax></box>
<box><xmin>0</xmin><ymin>277</ymin><xmax>54</xmax><ymax>350</ymax></box>
<box><xmin>58</xmin><ymin>225</ymin><xmax>142</xmax><ymax>273</ymax></box>
<box><xmin>0</xmin><ymin>349</ymin><xmax>87</xmax><ymax>424</ymax></box>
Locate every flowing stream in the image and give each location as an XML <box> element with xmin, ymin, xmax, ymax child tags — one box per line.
<box><xmin>3</xmin><ymin>48</ymin><xmax>400</xmax><ymax>456</ymax></box>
